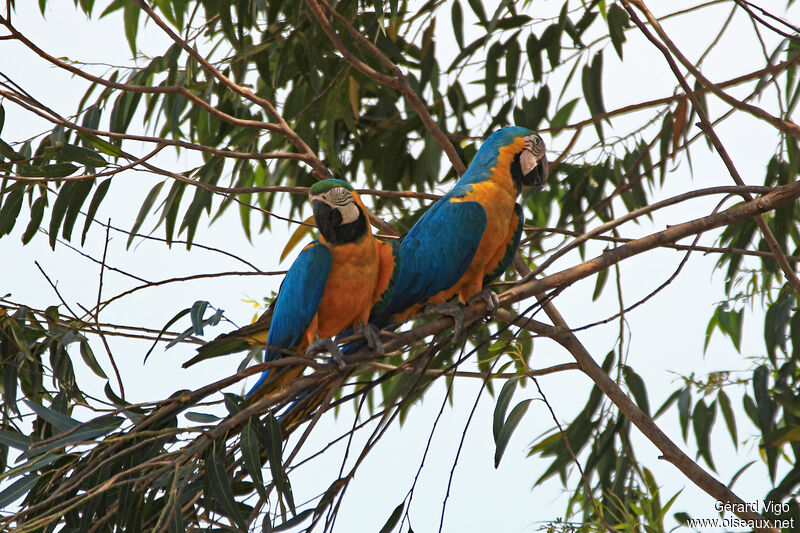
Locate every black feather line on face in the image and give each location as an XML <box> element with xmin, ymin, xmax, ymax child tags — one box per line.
<box><xmin>511</xmin><ymin>151</ymin><xmax>546</xmax><ymax>192</ymax></box>
<box><xmin>313</xmin><ymin>200</ymin><xmax>368</xmax><ymax>245</ymax></box>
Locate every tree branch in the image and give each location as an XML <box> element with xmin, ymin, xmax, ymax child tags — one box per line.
<box><xmin>622</xmin><ymin>0</ymin><xmax>800</xmax><ymax>298</ymax></box>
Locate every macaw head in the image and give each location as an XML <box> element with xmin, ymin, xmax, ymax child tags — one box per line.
<box><xmin>308</xmin><ymin>179</ymin><xmax>369</xmax><ymax>245</ymax></box>
<box><xmin>473</xmin><ymin>126</ymin><xmax>549</xmax><ymax>194</ymax></box>
<box><xmin>511</xmin><ymin>132</ymin><xmax>548</xmax><ymax>191</ymax></box>
<box><xmin>489</xmin><ymin>126</ymin><xmax>549</xmax><ymax>193</ymax></box>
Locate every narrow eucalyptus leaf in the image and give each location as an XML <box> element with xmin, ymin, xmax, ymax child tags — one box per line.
<box><xmin>494</xmin><ymin>399</ymin><xmax>531</xmax><ymax>468</ymax></box>
<box><xmin>81</xmin><ymin>178</ymin><xmax>111</xmax><ymax>244</ymax></box>
<box><xmin>378</xmin><ymin>503</ymin><xmax>404</xmax><ymax>533</ymax></box>
<box><xmin>127</xmin><ymin>181</ymin><xmax>165</xmax><ymax>249</ymax></box>
<box><xmin>493</xmin><ymin>379</ymin><xmax>517</xmax><ymax>443</ymax></box>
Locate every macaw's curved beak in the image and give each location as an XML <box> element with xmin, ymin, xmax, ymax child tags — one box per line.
<box><xmin>521</xmin><ymin>152</ymin><xmax>548</xmax><ymax>190</ymax></box>
<box><xmin>312</xmin><ymin>200</ymin><xmax>342</xmax><ymax>235</ymax></box>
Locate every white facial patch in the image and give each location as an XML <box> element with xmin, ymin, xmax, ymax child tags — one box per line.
<box><xmin>312</xmin><ymin>187</ymin><xmax>360</xmax><ymax>224</ymax></box>
<box><xmin>520</xmin><ymin>134</ymin><xmax>546</xmax><ymax>175</ymax></box>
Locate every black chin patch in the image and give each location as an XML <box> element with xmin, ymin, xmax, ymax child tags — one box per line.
<box><xmin>511</xmin><ymin>152</ymin><xmax>546</xmax><ymax>192</ymax></box>
<box><xmin>313</xmin><ymin>200</ymin><xmax>367</xmax><ymax>245</ymax></box>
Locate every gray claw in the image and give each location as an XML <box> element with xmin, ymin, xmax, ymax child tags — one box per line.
<box><xmin>428</xmin><ymin>302</ymin><xmax>465</xmax><ymax>344</ymax></box>
<box><xmin>305</xmin><ymin>338</ymin><xmax>346</xmax><ymax>368</ymax></box>
<box><xmin>361</xmin><ymin>323</ymin><xmax>385</xmax><ymax>356</ymax></box>
<box><xmin>468</xmin><ymin>289</ymin><xmax>500</xmax><ymax>321</ymax></box>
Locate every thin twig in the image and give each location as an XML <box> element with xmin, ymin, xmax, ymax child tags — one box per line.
<box><xmin>94</xmin><ymin>219</ymin><xmax>126</xmax><ymax>400</ymax></box>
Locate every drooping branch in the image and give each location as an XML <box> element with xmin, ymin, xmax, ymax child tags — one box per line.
<box><xmin>622</xmin><ymin>0</ymin><xmax>800</xmax><ymax>298</ymax></box>
<box><xmin>627</xmin><ymin>0</ymin><xmax>800</xmax><ymax>139</ymax></box>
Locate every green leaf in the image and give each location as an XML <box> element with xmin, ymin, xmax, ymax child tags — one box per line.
<box><xmin>466</xmin><ymin>0</ymin><xmax>487</xmax><ymax>24</ymax></box>
<box><xmin>728</xmin><ymin>461</ymin><xmax>755</xmax><ymax>489</ymax></box>
<box><xmin>378</xmin><ymin>504</ymin><xmax>404</xmax><ymax>533</ymax></box>
<box><xmin>205</xmin><ymin>442</ymin><xmax>247</xmax><ymax>530</ymax></box>
<box><xmin>81</xmin><ymin>104</ymin><xmax>102</xmax><ymax>132</ymax></box>
<box><xmin>127</xmin><ymin>181</ymin><xmax>165</xmax><ymax>248</ymax></box>
<box><xmin>622</xmin><ymin>365</ymin><xmax>650</xmax><ymax>417</ymax></box>
<box><xmin>23</xmin><ymin>399</ymin><xmax>80</xmax><ymax>432</ymax></box>
<box><xmin>581</xmin><ymin>51</ymin><xmax>606</xmax><ymax>141</ymax></box>
<box><xmin>17</xmin><ymin>163</ymin><xmax>79</xmax><ymax>178</ymax></box>
<box><xmin>0</xmin><ymin>139</ymin><xmax>23</xmax><ymax>160</ymax></box>
<box><xmin>494</xmin><ymin>399</ymin><xmax>531</xmax><ymax>468</ymax></box>
<box><xmin>591</xmin><ymin>267</ymin><xmax>608</xmax><ymax>301</ymax></box>
<box><xmin>48</xmin><ymin>181</ymin><xmax>77</xmax><ymax>248</ymax></box>
<box><xmin>190</xmin><ymin>300</ymin><xmax>210</xmax><ymax>335</ymax></box>
<box><xmin>58</xmin><ymin>143</ymin><xmax>107</xmax><ymax>167</ymax></box>
<box><xmin>143</xmin><ymin>306</ymin><xmax>191</xmax><ymax>363</ymax></box>
<box><xmin>184</xmin><ymin>412</ymin><xmax>221</xmax><ymax>423</ymax></box>
<box><xmin>717</xmin><ymin>390</ymin><xmax>737</xmax><ymax>448</ymax></box>
<box><xmin>678</xmin><ymin>387</ymin><xmax>691</xmax><ymax>440</ymax></box>
<box><xmin>550</xmin><ymin>98</ymin><xmax>579</xmax><ymax>132</ymax></box>
<box><xmin>540</xmin><ymin>24</ymin><xmax>561</xmax><ymax>68</ymax></box>
<box><xmin>21</xmin><ymin>416</ymin><xmax>124</xmax><ymax>459</ymax></box>
<box><xmin>123</xmin><ymin>2</ymin><xmax>140</xmax><ymax>57</ymax></box>
<box><xmin>0</xmin><ymin>184</ymin><xmax>24</xmax><ymax>236</ymax></box>
<box><xmin>281</xmin><ymin>215</ymin><xmax>315</xmax><ymax>262</ymax></box>
<box><xmin>674</xmin><ymin>512</ymin><xmax>691</xmax><ymax>525</ymax></box>
<box><xmin>239</xmin><ymin>191</ymin><xmax>252</xmax><ymax>242</ymax></box>
<box><xmin>261</xmin><ymin>414</ymin><xmax>295</xmax><ymax>512</ymax></box>
<box><xmin>485</xmin><ymin>42</ymin><xmax>503</xmax><ymax>105</ymax></box>
<box><xmin>0</xmin><ymin>474</ymin><xmax>40</xmax><ymax>509</ymax></box>
<box><xmin>81</xmin><ymin>177</ymin><xmax>111</xmax><ymax>244</ymax></box>
<box><xmin>0</xmin><ymin>429</ymin><xmax>32</xmax><ymax>451</ymax></box>
<box><xmin>753</xmin><ymin>364</ymin><xmax>773</xmax><ymax>431</ymax></box>
<box><xmin>61</xmin><ymin>178</ymin><xmax>94</xmax><ymax>241</ymax></box>
<box><xmin>493</xmin><ymin>379</ymin><xmax>517</xmax><ymax>443</ymax></box>
<box><xmin>79</xmin><ymin>339</ymin><xmax>108</xmax><ymax>379</ymax></box>
<box><xmin>765</xmin><ymin>292</ymin><xmax>793</xmax><ymax>361</ymax></box>
<box><xmin>526</xmin><ymin>34</ymin><xmax>542</xmax><ymax>83</ymax></box>
<box><xmin>273</xmin><ymin>509</ymin><xmax>314</xmax><ymax>531</ymax></box>
<box><xmin>3</xmin><ymin>360</ymin><xmax>18</xmax><ymax>415</ymax></box>
<box><xmin>654</xmin><ymin>389</ymin><xmax>681</xmax><ymax>419</ymax></box>
<box><xmin>451</xmin><ymin>2</ymin><xmax>464</xmax><ymax>49</ymax></box>
<box><xmin>607</xmin><ymin>3</ymin><xmax>629</xmax><ymax>59</ymax></box>
<box><xmin>184</xmin><ymin>338</ymin><xmax>253</xmax><ymax>368</ymax></box>
<box><xmin>241</xmin><ymin>420</ymin><xmax>267</xmax><ymax>501</ymax></box>
<box><xmin>100</xmin><ymin>0</ymin><xmax>125</xmax><ymax>17</ymax></box>
<box><xmin>692</xmin><ymin>399</ymin><xmax>716</xmax><ymax>470</ymax></box>
<box><xmin>506</xmin><ymin>39</ymin><xmax>520</xmax><ymax>92</ymax></box>
<box><xmin>77</xmin><ymin>132</ymin><xmax>124</xmax><ymax>158</ymax></box>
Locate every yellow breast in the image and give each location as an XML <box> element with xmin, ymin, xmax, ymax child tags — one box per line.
<box><xmin>315</xmin><ymin>238</ymin><xmax>380</xmax><ymax>338</ymax></box>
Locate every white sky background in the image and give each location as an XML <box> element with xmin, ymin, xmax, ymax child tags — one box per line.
<box><xmin>1</xmin><ymin>1</ymin><xmax>797</xmax><ymax>531</ymax></box>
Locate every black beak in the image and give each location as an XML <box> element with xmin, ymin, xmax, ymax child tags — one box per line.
<box><xmin>312</xmin><ymin>200</ymin><xmax>342</xmax><ymax>239</ymax></box>
<box><xmin>522</xmin><ymin>154</ymin><xmax>548</xmax><ymax>190</ymax></box>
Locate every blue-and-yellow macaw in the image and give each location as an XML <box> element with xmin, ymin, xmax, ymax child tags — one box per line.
<box><xmin>244</xmin><ymin>179</ymin><xmax>398</xmax><ymax>400</ymax></box>
<box><xmin>370</xmin><ymin>126</ymin><xmax>548</xmax><ymax>330</ymax></box>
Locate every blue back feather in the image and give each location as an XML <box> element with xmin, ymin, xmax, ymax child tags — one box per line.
<box><xmin>370</xmin><ymin>126</ymin><xmax>533</xmax><ymax>325</ymax></box>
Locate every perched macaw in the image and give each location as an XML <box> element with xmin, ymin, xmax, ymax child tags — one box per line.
<box><xmin>242</xmin><ymin>179</ymin><xmax>398</xmax><ymax>400</ymax></box>
<box><xmin>370</xmin><ymin>126</ymin><xmax>548</xmax><ymax>329</ymax></box>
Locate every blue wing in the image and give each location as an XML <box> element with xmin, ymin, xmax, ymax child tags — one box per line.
<box><xmin>373</xmin><ymin>197</ymin><xmax>487</xmax><ymax>324</ymax></box>
<box><xmin>247</xmin><ymin>241</ymin><xmax>332</xmax><ymax>395</ymax></box>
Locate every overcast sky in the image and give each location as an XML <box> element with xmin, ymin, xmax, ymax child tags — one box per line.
<box><xmin>2</xmin><ymin>1</ymin><xmax>796</xmax><ymax>531</ymax></box>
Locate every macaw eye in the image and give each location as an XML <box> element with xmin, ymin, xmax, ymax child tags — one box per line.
<box><xmin>329</xmin><ymin>187</ymin><xmax>352</xmax><ymax>206</ymax></box>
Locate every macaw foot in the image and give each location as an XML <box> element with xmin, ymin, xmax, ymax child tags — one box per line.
<box><xmin>467</xmin><ymin>289</ymin><xmax>500</xmax><ymax>322</ymax></box>
<box><xmin>428</xmin><ymin>302</ymin><xmax>465</xmax><ymax>344</ymax></box>
<box><xmin>361</xmin><ymin>323</ymin><xmax>385</xmax><ymax>356</ymax></box>
<box><xmin>305</xmin><ymin>338</ymin><xmax>346</xmax><ymax>369</ymax></box>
